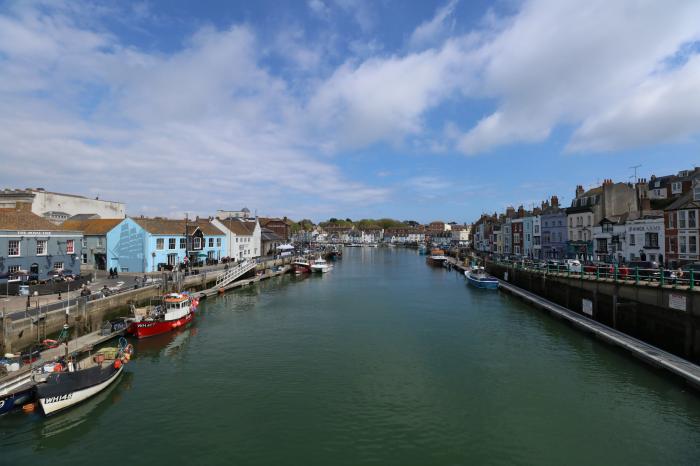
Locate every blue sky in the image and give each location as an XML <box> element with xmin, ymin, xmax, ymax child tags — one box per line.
<box><xmin>0</xmin><ymin>0</ymin><xmax>699</xmax><ymax>223</ymax></box>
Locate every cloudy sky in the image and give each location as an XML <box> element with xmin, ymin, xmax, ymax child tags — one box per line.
<box><xmin>1</xmin><ymin>0</ymin><xmax>699</xmax><ymax>222</ymax></box>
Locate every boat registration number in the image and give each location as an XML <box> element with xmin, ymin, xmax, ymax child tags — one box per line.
<box><xmin>44</xmin><ymin>393</ymin><xmax>73</xmax><ymax>404</ymax></box>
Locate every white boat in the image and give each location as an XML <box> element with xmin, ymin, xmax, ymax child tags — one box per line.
<box><xmin>36</xmin><ymin>342</ymin><xmax>133</xmax><ymax>416</ymax></box>
<box><xmin>310</xmin><ymin>258</ymin><xmax>331</xmax><ymax>273</ymax></box>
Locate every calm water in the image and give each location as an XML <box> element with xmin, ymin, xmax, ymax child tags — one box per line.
<box><xmin>2</xmin><ymin>248</ymin><xmax>700</xmax><ymax>465</ymax></box>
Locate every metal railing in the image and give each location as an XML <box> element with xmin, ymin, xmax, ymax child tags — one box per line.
<box><xmin>215</xmin><ymin>260</ymin><xmax>256</xmax><ymax>288</ymax></box>
<box><xmin>491</xmin><ymin>259</ymin><xmax>698</xmax><ymax>289</ymax></box>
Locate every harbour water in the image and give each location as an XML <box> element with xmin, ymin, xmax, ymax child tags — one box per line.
<box><xmin>2</xmin><ymin>247</ymin><xmax>700</xmax><ymax>465</ymax></box>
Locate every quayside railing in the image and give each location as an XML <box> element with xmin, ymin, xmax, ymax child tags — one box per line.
<box><xmin>214</xmin><ymin>260</ymin><xmax>256</xmax><ymax>288</ymax></box>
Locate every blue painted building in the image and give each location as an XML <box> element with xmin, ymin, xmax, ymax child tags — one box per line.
<box><xmin>107</xmin><ymin>217</ymin><xmax>226</xmax><ymax>272</ymax></box>
<box><xmin>540</xmin><ymin>196</ymin><xmax>568</xmax><ymax>259</ymax></box>
<box><xmin>0</xmin><ymin>202</ymin><xmax>83</xmax><ymax>282</ymax></box>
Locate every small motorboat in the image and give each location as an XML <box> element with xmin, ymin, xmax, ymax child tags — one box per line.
<box><xmin>36</xmin><ymin>340</ymin><xmax>134</xmax><ymax>416</ymax></box>
<box><xmin>127</xmin><ymin>292</ymin><xmax>197</xmax><ymax>339</ymax></box>
<box><xmin>465</xmin><ymin>267</ymin><xmax>499</xmax><ymax>290</ymax></box>
<box><xmin>310</xmin><ymin>257</ymin><xmax>331</xmax><ymax>273</ymax></box>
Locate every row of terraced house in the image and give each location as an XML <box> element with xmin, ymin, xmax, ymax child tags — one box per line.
<box><xmin>0</xmin><ymin>188</ymin><xmax>292</xmax><ymax>280</ymax></box>
<box><xmin>470</xmin><ymin>168</ymin><xmax>700</xmax><ymax>268</ymax></box>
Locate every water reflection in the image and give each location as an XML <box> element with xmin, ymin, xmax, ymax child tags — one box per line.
<box><xmin>38</xmin><ymin>372</ymin><xmax>133</xmax><ymax>442</ymax></box>
<box><xmin>133</xmin><ymin>327</ymin><xmax>197</xmax><ymax>359</ymax></box>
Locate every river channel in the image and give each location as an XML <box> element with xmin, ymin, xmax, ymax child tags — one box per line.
<box><xmin>2</xmin><ymin>247</ymin><xmax>700</xmax><ymax>465</ymax></box>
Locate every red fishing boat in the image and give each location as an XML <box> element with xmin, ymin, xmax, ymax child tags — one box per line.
<box><xmin>127</xmin><ymin>293</ymin><xmax>198</xmax><ymax>339</ymax></box>
<box><xmin>292</xmin><ymin>258</ymin><xmax>312</xmax><ymax>274</ymax></box>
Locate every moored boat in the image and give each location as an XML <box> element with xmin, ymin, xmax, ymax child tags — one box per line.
<box><xmin>127</xmin><ymin>292</ymin><xmax>197</xmax><ymax>339</ymax></box>
<box><xmin>0</xmin><ymin>371</ymin><xmax>35</xmax><ymax>416</ymax></box>
<box><xmin>310</xmin><ymin>257</ymin><xmax>331</xmax><ymax>273</ymax></box>
<box><xmin>465</xmin><ymin>267</ymin><xmax>499</xmax><ymax>290</ymax></box>
<box><xmin>36</xmin><ymin>341</ymin><xmax>133</xmax><ymax>416</ymax></box>
<box><xmin>293</xmin><ymin>258</ymin><xmax>312</xmax><ymax>274</ymax></box>
<box><xmin>426</xmin><ymin>249</ymin><xmax>448</xmax><ymax>266</ymax></box>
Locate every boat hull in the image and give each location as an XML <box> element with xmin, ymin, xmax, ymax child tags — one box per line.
<box><xmin>466</xmin><ymin>275</ymin><xmax>499</xmax><ymax>290</ymax></box>
<box><xmin>293</xmin><ymin>264</ymin><xmax>311</xmax><ymax>274</ymax></box>
<box><xmin>127</xmin><ymin>311</ymin><xmax>194</xmax><ymax>339</ymax></box>
<box><xmin>0</xmin><ymin>386</ymin><xmax>35</xmax><ymax>416</ymax></box>
<box><xmin>37</xmin><ymin>364</ymin><xmax>123</xmax><ymax>416</ymax></box>
<box><xmin>311</xmin><ymin>266</ymin><xmax>329</xmax><ymax>273</ymax></box>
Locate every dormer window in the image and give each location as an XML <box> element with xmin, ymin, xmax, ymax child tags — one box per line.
<box><xmin>694</xmin><ymin>183</ymin><xmax>700</xmax><ymax>201</ymax></box>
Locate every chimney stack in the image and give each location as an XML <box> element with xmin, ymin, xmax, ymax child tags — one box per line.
<box><xmin>551</xmin><ymin>195</ymin><xmax>559</xmax><ymax>208</ymax></box>
<box><xmin>575</xmin><ymin>185</ymin><xmax>584</xmax><ymax>198</ymax></box>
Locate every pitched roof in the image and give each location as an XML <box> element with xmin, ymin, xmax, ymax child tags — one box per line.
<box><xmin>132</xmin><ymin>217</ymin><xmax>224</xmax><ymax>236</ymax></box>
<box><xmin>218</xmin><ymin>218</ymin><xmax>256</xmax><ymax>236</ymax></box>
<box><xmin>665</xmin><ymin>191</ymin><xmax>700</xmax><ymax>211</ymax></box>
<box><xmin>261</xmin><ymin>228</ymin><xmax>282</xmax><ymax>241</ymax></box>
<box><xmin>0</xmin><ymin>207</ymin><xmax>71</xmax><ymax>231</ymax></box>
<box><xmin>259</xmin><ymin>217</ymin><xmax>291</xmax><ymax>226</ymax></box>
<box><xmin>62</xmin><ymin>218</ymin><xmax>123</xmax><ymax>235</ymax></box>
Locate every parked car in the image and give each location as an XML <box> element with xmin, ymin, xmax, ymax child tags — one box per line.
<box><xmin>627</xmin><ymin>261</ymin><xmax>660</xmax><ymax>279</ymax></box>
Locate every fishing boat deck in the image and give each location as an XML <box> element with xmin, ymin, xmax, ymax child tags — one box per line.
<box><xmin>0</xmin><ymin>328</ymin><xmax>126</xmax><ymax>388</ymax></box>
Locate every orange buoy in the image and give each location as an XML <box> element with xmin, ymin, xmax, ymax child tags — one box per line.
<box><xmin>22</xmin><ymin>403</ymin><xmax>36</xmax><ymax>413</ymax></box>
<box><xmin>114</xmin><ymin>359</ymin><xmax>122</xmax><ymax>369</ymax></box>
<box><xmin>53</xmin><ymin>363</ymin><xmax>63</xmax><ymax>372</ymax></box>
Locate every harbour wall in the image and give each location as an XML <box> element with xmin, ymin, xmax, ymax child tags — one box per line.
<box><xmin>1</xmin><ymin>258</ymin><xmax>293</xmax><ymax>353</ymax></box>
<box><xmin>485</xmin><ymin>262</ymin><xmax>700</xmax><ymax>362</ymax></box>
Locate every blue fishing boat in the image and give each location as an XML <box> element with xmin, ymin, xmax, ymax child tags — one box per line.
<box><xmin>465</xmin><ymin>267</ymin><xmax>499</xmax><ymax>290</ymax></box>
<box><xmin>0</xmin><ymin>371</ymin><xmax>35</xmax><ymax>416</ymax></box>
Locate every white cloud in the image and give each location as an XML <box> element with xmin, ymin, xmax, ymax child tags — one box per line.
<box><xmin>568</xmin><ymin>54</ymin><xmax>700</xmax><ymax>152</ymax></box>
<box><xmin>457</xmin><ymin>0</ymin><xmax>700</xmax><ymax>154</ymax></box>
<box><xmin>0</xmin><ymin>3</ymin><xmax>388</xmax><ymax>218</ymax></box>
<box><xmin>408</xmin><ymin>0</ymin><xmax>459</xmax><ymax>50</ymax></box>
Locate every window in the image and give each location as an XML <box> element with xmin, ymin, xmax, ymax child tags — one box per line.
<box><xmin>629</xmin><ymin>234</ymin><xmax>635</xmax><ymax>246</ymax></box>
<box><xmin>180</xmin><ymin>238</ymin><xmax>186</xmax><ymax>249</ymax></box>
<box><xmin>667</xmin><ymin>212</ymin><xmax>675</xmax><ymax>229</ymax></box>
<box><xmin>36</xmin><ymin>239</ymin><xmax>47</xmax><ymax>255</ymax></box>
<box><xmin>577</xmin><ymin>231</ymin><xmax>582</xmax><ymax>241</ymax></box>
<box><xmin>668</xmin><ymin>237</ymin><xmax>677</xmax><ymax>253</ymax></box>
<box><xmin>8</xmin><ymin>240</ymin><xmax>20</xmax><ymax>256</ymax></box>
<box><xmin>534</xmin><ymin>225</ymin><xmax>540</xmax><ymax>234</ymax></box>
<box><xmin>691</xmin><ymin>235</ymin><xmax>698</xmax><ymax>254</ymax></box>
<box><xmin>66</xmin><ymin>239</ymin><xmax>74</xmax><ymax>254</ymax></box>
<box><xmin>217</xmin><ymin>238</ymin><xmax>222</xmax><ymax>247</ymax></box>
<box><xmin>644</xmin><ymin>233</ymin><xmax>658</xmax><ymax>248</ymax></box>
<box><xmin>236</xmin><ymin>238</ymin><xmax>239</xmax><ymax>243</ymax></box>
<box><xmin>81</xmin><ymin>238</ymin><xmax>87</xmax><ymax>248</ymax></box>
<box><xmin>53</xmin><ymin>262</ymin><xmax>64</xmax><ymax>271</ymax></box>
<box><xmin>156</xmin><ymin>238</ymin><xmax>164</xmax><ymax>250</ymax></box>
<box><xmin>193</xmin><ymin>237</ymin><xmax>202</xmax><ymax>249</ymax></box>
<box><xmin>569</xmin><ymin>218</ymin><xmax>573</xmax><ymax>227</ymax></box>
<box><xmin>690</xmin><ymin>210</ymin><xmax>697</xmax><ymax>228</ymax></box>
<box><xmin>8</xmin><ymin>265</ymin><xmax>20</xmax><ymax>274</ymax></box>
<box><xmin>97</xmin><ymin>237</ymin><xmax>103</xmax><ymax>247</ymax></box>
<box><xmin>680</xmin><ymin>235</ymin><xmax>687</xmax><ymax>254</ymax></box>
<box><xmin>695</xmin><ymin>185</ymin><xmax>700</xmax><ymax>201</ymax></box>
<box><xmin>602</xmin><ymin>223</ymin><xmax>613</xmax><ymax>233</ymax></box>
<box><xmin>679</xmin><ymin>211</ymin><xmax>687</xmax><ymax>229</ymax></box>
<box><xmin>587</xmin><ymin>215</ymin><xmax>591</xmax><ymax>226</ymax></box>
<box><xmin>82</xmin><ymin>253</ymin><xmax>88</xmax><ymax>264</ymax></box>
<box><xmin>672</xmin><ymin>182</ymin><xmax>682</xmax><ymax>194</ymax></box>
<box><xmin>169</xmin><ymin>238</ymin><xmax>176</xmax><ymax>250</ymax></box>
<box><xmin>208</xmin><ymin>238</ymin><xmax>214</xmax><ymax>247</ymax></box>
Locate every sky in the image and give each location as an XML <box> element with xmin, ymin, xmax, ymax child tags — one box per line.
<box><xmin>0</xmin><ymin>0</ymin><xmax>699</xmax><ymax>223</ymax></box>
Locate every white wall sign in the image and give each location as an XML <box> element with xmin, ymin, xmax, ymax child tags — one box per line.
<box><xmin>582</xmin><ymin>299</ymin><xmax>593</xmax><ymax>316</ymax></box>
<box><xmin>669</xmin><ymin>293</ymin><xmax>687</xmax><ymax>312</ymax></box>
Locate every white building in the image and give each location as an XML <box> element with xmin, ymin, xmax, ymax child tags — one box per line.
<box><xmin>211</xmin><ymin>217</ymin><xmax>261</xmax><ymax>261</ymax></box>
<box><xmin>0</xmin><ymin>188</ymin><xmax>125</xmax><ymax>224</ymax></box>
<box><xmin>532</xmin><ymin>216</ymin><xmax>541</xmax><ymax>259</ymax></box>
<box><xmin>624</xmin><ymin>215</ymin><xmax>665</xmax><ymax>263</ymax></box>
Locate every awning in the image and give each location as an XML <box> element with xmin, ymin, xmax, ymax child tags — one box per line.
<box><xmin>276</xmin><ymin>244</ymin><xmax>294</xmax><ymax>250</ymax></box>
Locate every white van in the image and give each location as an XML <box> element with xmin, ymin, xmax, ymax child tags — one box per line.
<box><xmin>565</xmin><ymin>259</ymin><xmax>582</xmax><ymax>272</ymax></box>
